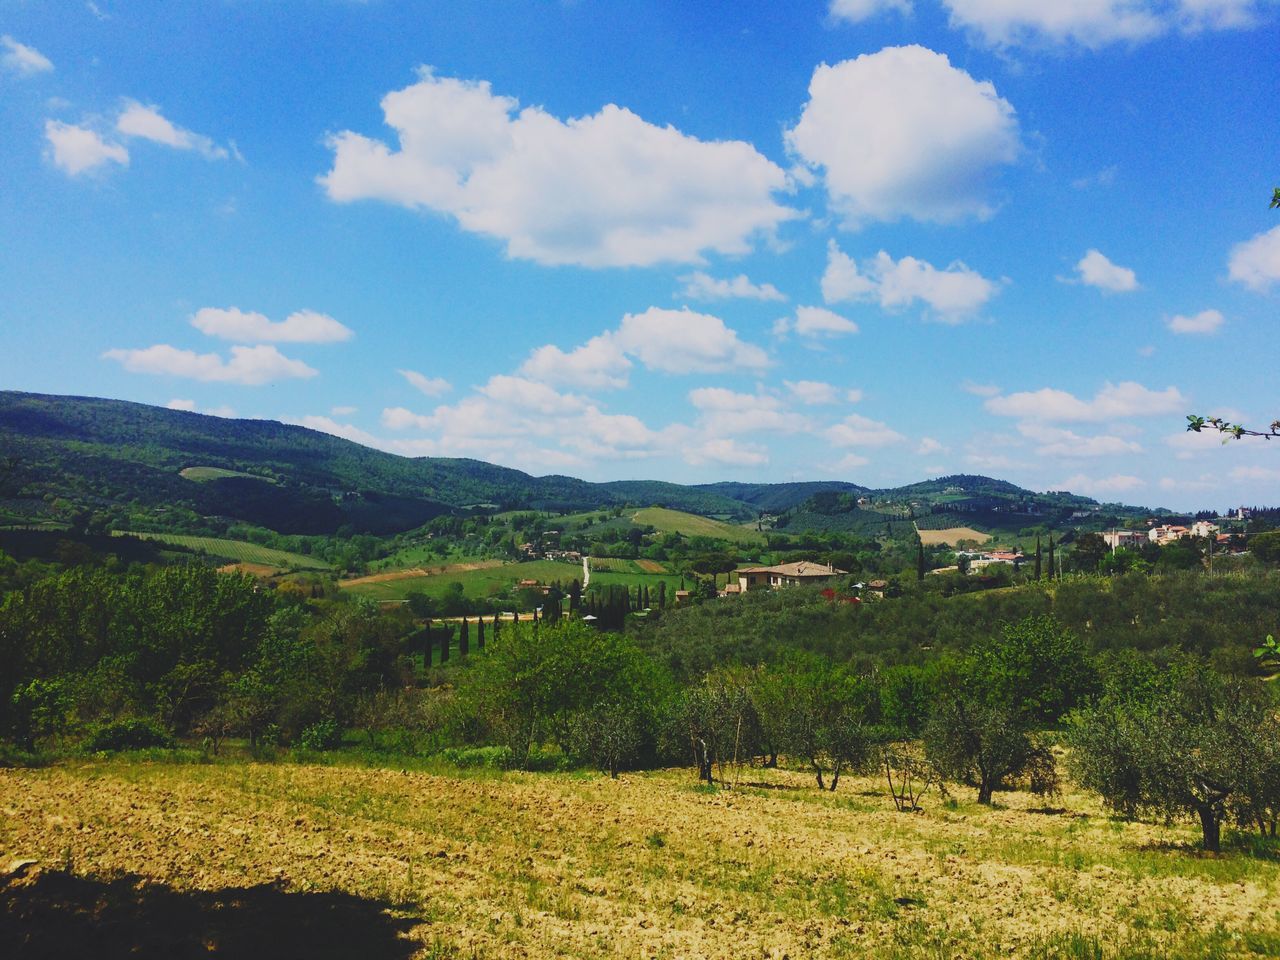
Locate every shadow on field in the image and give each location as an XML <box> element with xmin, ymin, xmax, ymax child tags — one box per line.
<box><xmin>0</xmin><ymin>866</ymin><xmax>423</xmax><ymax>959</ymax></box>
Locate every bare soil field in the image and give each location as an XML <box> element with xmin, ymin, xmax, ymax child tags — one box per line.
<box><xmin>917</xmin><ymin>527</ymin><xmax>992</xmax><ymax>547</ymax></box>
<box><xmin>634</xmin><ymin>559</ymin><xmax>667</xmax><ymax>573</ymax></box>
<box><xmin>3</xmin><ymin>761</ymin><xmax>1278</xmax><ymax>958</ymax></box>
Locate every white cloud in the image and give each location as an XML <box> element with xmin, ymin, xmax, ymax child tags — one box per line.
<box><xmin>785</xmin><ymin>379</ymin><xmax>843</xmax><ymax>405</ymax></box>
<box><xmin>44</xmin><ymin>120</ymin><xmax>128</xmax><ymax>176</ymax></box>
<box><xmin>116</xmin><ymin>100</ymin><xmax>234</xmax><ymax>161</ymax></box>
<box><xmin>822</xmin><ymin>241</ymin><xmax>1001</xmax><ymax>320</ymax></box>
<box><xmin>166</xmin><ymin>399</ymin><xmax>235</xmax><ymax>418</ymax></box>
<box><xmin>1167</xmin><ymin>308</ymin><xmax>1225</xmax><ymax>335</ymax></box>
<box><xmin>962</xmin><ymin>380</ymin><xmax>1001</xmax><ymax>397</ymax></box>
<box><xmin>191</xmin><ymin>307</ymin><xmax>352</xmax><ymax>343</ymax></box>
<box><xmin>829</xmin><ymin>0</ymin><xmax>913</xmax><ymax>23</ymax></box>
<box><xmin>826</xmin><ymin>412</ymin><xmax>904</xmax><ymax>447</ymax></box>
<box><xmin>785</xmin><ymin>46</ymin><xmax>1021</xmax><ymax>226</ymax></box>
<box><xmin>917</xmin><ymin>436</ymin><xmax>945</xmax><ymax>455</ymax></box>
<box><xmin>779</xmin><ymin>305</ymin><xmax>859</xmax><ymax>338</ymax></box>
<box><xmin>1059</xmin><ymin>473</ymin><xmax>1146</xmax><ymax>496</ymax></box>
<box><xmin>942</xmin><ymin>0</ymin><xmax>1269</xmax><ymax>50</ymax></box>
<box><xmin>688</xmin><ymin>387</ymin><xmax>811</xmax><ymax>436</ymax></box>
<box><xmin>676</xmin><ymin>271</ymin><xmax>786</xmax><ymax>302</ymax></box>
<box><xmin>1017</xmin><ymin>422</ymin><xmax>1143</xmax><ymax>458</ymax></box>
<box><xmin>479</xmin><ymin>375</ymin><xmax>588</xmax><ymax>416</ymax></box>
<box><xmin>103</xmin><ymin>344</ymin><xmax>316</xmax><ymax>385</ymax></box>
<box><xmin>1228</xmin><ymin>224</ymin><xmax>1280</xmax><ymax>292</ymax></box>
<box><xmin>519</xmin><ymin>334</ymin><xmax>631</xmax><ymax>390</ymax></box>
<box><xmin>1</xmin><ymin>36</ymin><xmax>53</xmax><ymax>75</ymax></box>
<box><xmin>291</xmin><ymin>415</ymin><xmax>383</xmax><ymax>448</ymax></box>
<box><xmin>331</xmin><ymin>405</ymin><xmax>358</xmax><ymax>416</ymax></box>
<box><xmin>1231</xmin><ymin>465</ymin><xmax>1280</xmax><ymax>482</ymax></box>
<box><xmin>1071</xmin><ymin>249</ymin><xmax>1139</xmax><ymax>292</ymax></box>
<box><xmin>398</xmin><ymin>369</ymin><xmax>452</xmax><ymax>396</ymax></box>
<box><xmin>987</xmin><ymin>381</ymin><xmax>1187</xmax><ymax>422</ymax></box>
<box><xmin>321</xmin><ymin>68</ymin><xmax>796</xmax><ymax>268</ymax></box>
<box><xmin>683</xmin><ymin>437</ymin><xmax>770</xmax><ymax>467</ymax></box>
<box><xmin>846</xmin><ymin>388</ymin><xmax>865</xmax><ymax>403</ymax></box>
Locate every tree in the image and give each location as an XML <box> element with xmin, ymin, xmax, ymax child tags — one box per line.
<box><xmin>1034</xmin><ymin>534</ymin><xmax>1042</xmax><ymax>581</ymax></box>
<box><xmin>916</xmin><ymin>540</ymin><xmax>926</xmax><ymax>582</ymax></box>
<box><xmin>1072</xmin><ymin>532</ymin><xmax>1107</xmax><ymax>572</ymax></box>
<box><xmin>1067</xmin><ymin>657</ymin><xmax>1280</xmax><ymax>851</ymax></box>
<box><xmin>1251</xmin><ymin>530</ymin><xmax>1280</xmax><ymax>564</ymax></box>
<box><xmin>1046</xmin><ymin>535</ymin><xmax>1056</xmax><ymax>579</ymax></box>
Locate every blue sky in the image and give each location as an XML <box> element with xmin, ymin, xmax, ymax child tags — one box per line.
<box><xmin>2</xmin><ymin>0</ymin><xmax>1279</xmax><ymax>511</ymax></box>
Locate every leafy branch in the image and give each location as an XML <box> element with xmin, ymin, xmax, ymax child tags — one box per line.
<box><xmin>1186</xmin><ymin>415</ymin><xmax>1280</xmax><ymax>441</ymax></box>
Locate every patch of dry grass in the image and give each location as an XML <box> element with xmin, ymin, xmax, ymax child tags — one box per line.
<box><xmin>2</xmin><ymin>762</ymin><xmax>1278</xmax><ymax>958</ymax></box>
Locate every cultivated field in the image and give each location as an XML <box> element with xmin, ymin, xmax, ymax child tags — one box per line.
<box><xmin>115</xmin><ymin>532</ymin><xmax>331</xmax><ymax>571</ymax></box>
<box><xmin>632</xmin><ymin>507</ymin><xmax>765</xmax><ymax>545</ymax></box>
<box><xmin>339</xmin><ymin>559</ymin><xmax>582</xmax><ymax>601</ymax></box>
<box><xmin>917</xmin><ymin>526</ymin><xmax>993</xmax><ymax>547</ymax></box>
<box><xmin>2</xmin><ymin>759</ymin><xmax>1278</xmax><ymax>959</ymax></box>
<box><xmin>179</xmin><ymin>466</ymin><xmax>273</xmax><ymax>483</ymax></box>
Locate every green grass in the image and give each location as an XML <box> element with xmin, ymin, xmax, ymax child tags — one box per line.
<box><xmin>178</xmin><ymin>465</ymin><xmax>274</xmax><ymax>483</ymax></box>
<box><xmin>114</xmin><ymin>531</ymin><xmax>330</xmax><ymax>570</ymax></box>
<box><xmin>631</xmin><ymin>506</ymin><xmax>764</xmax><ymax>545</ymax></box>
<box><xmin>341</xmin><ymin>559</ymin><xmax>582</xmax><ymax>601</ymax></box>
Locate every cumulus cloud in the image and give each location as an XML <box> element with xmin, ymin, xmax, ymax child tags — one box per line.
<box><xmin>1017</xmin><ymin>422</ymin><xmax>1143</xmax><ymax>458</ymax></box>
<box><xmin>191</xmin><ymin>307</ymin><xmax>352</xmax><ymax>343</ymax></box>
<box><xmin>683</xmin><ymin>437</ymin><xmax>770</xmax><ymax>468</ymax></box>
<box><xmin>822</xmin><ymin>241</ymin><xmax>1001</xmax><ymax>320</ymax></box>
<box><xmin>688</xmin><ymin>387</ymin><xmax>811</xmax><ymax>436</ymax></box>
<box><xmin>942</xmin><ymin>0</ymin><xmax>1268</xmax><ymax>50</ymax></box>
<box><xmin>785</xmin><ymin>46</ymin><xmax>1021</xmax><ymax>226</ymax></box>
<box><xmin>1059</xmin><ymin>473</ymin><xmax>1146</xmax><ymax>496</ymax></box>
<box><xmin>1228</xmin><ymin>224</ymin><xmax>1280</xmax><ymax>292</ymax></box>
<box><xmin>676</xmin><ymin>271</ymin><xmax>786</xmax><ymax>302</ymax></box>
<box><xmin>116</xmin><ymin>100</ymin><xmax>235</xmax><ymax>161</ymax></box>
<box><xmin>826</xmin><ymin>412</ymin><xmax>905</xmax><ymax>447</ymax></box>
<box><xmin>776</xmin><ymin>305</ymin><xmax>859</xmax><ymax>339</ymax></box>
<box><xmin>785</xmin><ymin>379</ymin><xmax>843</xmax><ymax>405</ymax></box>
<box><xmin>1</xmin><ymin>35</ymin><xmax>53</xmax><ymax>75</ymax></box>
<box><xmin>521</xmin><ymin>307</ymin><xmax>768</xmax><ymax>388</ymax></box>
<box><xmin>986</xmin><ymin>381</ymin><xmax>1186</xmax><ymax>422</ymax></box>
<box><xmin>829</xmin><ymin>0</ymin><xmax>913</xmax><ymax>22</ymax></box>
<box><xmin>1167</xmin><ymin>308</ymin><xmax>1225</xmax><ymax>335</ymax></box>
<box><xmin>103</xmin><ymin>344</ymin><xmax>316</xmax><ymax>385</ymax></box>
<box><xmin>320</xmin><ymin>68</ymin><xmax>796</xmax><ymax>268</ymax></box>
<box><xmin>398</xmin><ymin>369</ymin><xmax>452</xmax><ymax>396</ymax></box>
<box><xmin>44</xmin><ymin>120</ymin><xmax>128</xmax><ymax>176</ymax></box>
<box><xmin>1070</xmin><ymin>249</ymin><xmax>1139</xmax><ymax>292</ymax></box>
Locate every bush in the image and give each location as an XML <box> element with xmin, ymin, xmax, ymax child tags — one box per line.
<box><xmin>297</xmin><ymin>718</ymin><xmax>342</xmax><ymax>751</ymax></box>
<box><xmin>84</xmin><ymin>718</ymin><xmax>173</xmax><ymax>753</ymax></box>
<box><xmin>437</xmin><ymin>745</ymin><xmax>513</xmax><ymax>769</ymax></box>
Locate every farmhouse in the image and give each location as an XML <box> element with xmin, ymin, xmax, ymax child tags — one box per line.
<box><xmin>736</xmin><ymin>561</ymin><xmax>846</xmax><ymax>593</ymax></box>
<box><xmin>1103</xmin><ymin>530</ymin><xmax>1146</xmax><ymax>550</ymax></box>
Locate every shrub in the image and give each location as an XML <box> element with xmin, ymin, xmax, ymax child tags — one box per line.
<box><xmin>84</xmin><ymin>718</ymin><xmax>173</xmax><ymax>753</ymax></box>
<box><xmin>297</xmin><ymin>718</ymin><xmax>342</xmax><ymax>751</ymax></box>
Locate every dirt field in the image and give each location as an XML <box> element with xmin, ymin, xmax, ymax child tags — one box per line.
<box><xmin>3</xmin><ymin>760</ymin><xmax>1278</xmax><ymax>959</ymax></box>
<box><xmin>634</xmin><ymin>559</ymin><xmax>667</xmax><ymax>573</ymax></box>
<box><xmin>340</xmin><ymin>560</ymin><xmax>506</xmax><ymax>588</ymax></box>
<box><xmin>917</xmin><ymin>527</ymin><xmax>992</xmax><ymax>547</ymax></box>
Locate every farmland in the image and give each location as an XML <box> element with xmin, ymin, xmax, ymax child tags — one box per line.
<box><xmin>114</xmin><ymin>532</ymin><xmax>330</xmax><ymax>571</ymax></box>
<box><xmin>3</xmin><ymin>758</ymin><xmax>1279</xmax><ymax>959</ymax></box>
<box><xmin>338</xmin><ymin>559</ymin><xmax>582</xmax><ymax>601</ymax></box>
<box><xmin>631</xmin><ymin>507</ymin><xmax>765</xmax><ymax>546</ymax></box>
<box><xmin>917</xmin><ymin>526</ymin><xmax>993</xmax><ymax>547</ymax></box>
<box><xmin>179</xmin><ymin>466</ymin><xmax>274</xmax><ymax>483</ymax></box>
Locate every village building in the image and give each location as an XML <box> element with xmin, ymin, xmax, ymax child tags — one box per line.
<box><xmin>1148</xmin><ymin>524</ymin><xmax>1190</xmax><ymax>545</ymax></box>
<box><xmin>736</xmin><ymin>561</ymin><xmax>847</xmax><ymax>593</ymax></box>
<box><xmin>1102</xmin><ymin>530</ymin><xmax>1147</xmax><ymax>550</ymax></box>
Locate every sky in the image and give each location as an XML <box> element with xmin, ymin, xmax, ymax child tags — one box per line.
<box><xmin>2</xmin><ymin>0</ymin><xmax>1279</xmax><ymax>512</ymax></box>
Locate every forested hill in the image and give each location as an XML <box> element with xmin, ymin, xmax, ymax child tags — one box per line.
<box><xmin>0</xmin><ymin>392</ymin><xmax>861</xmax><ymax>534</ymax></box>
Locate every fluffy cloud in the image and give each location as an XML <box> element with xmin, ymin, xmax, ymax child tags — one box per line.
<box><xmin>522</xmin><ymin>307</ymin><xmax>768</xmax><ymax>387</ymax></box>
<box><xmin>1228</xmin><ymin>225</ymin><xmax>1280</xmax><ymax>292</ymax></box>
<box><xmin>398</xmin><ymin>369</ymin><xmax>452</xmax><ymax>396</ymax></box>
<box><xmin>829</xmin><ymin>0</ymin><xmax>913</xmax><ymax>22</ymax></box>
<box><xmin>785</xmin><ymin>46</ymin><xmax>1021</xmax><ymax>226</ymax></box>
<box><xmin>1017</xmin><ymin>422</ymin><xmax>1143</xmax><ymax>458</ymax></box>
<box><xmin>942</xmin><ymin>0</ymin><xmax>1267</xmax><ymax>50</ymax></box>
<box><xmin>683</xmin><ymin>437</ymin><xmax>770</xmax><ymax>467</ymax></box>
<box><xmin>917</xmin><ymin>436</ymin><xmax>945</xmax><ymax>455</ymax></box>
<box><xmin>1</xmin><ymin>35</ymin><xmax>53</xmax><ymax>75</ymax></box>
<box><xmin>785</xmin><ymin>380</ymin><xmax>843</xmax><ymax>405</ymax></box>
<box><xmin>321</xmin><ymin>68</ymin><xmax>796</xmax><ymax>268</ymax></box>
<box><xmin>116</xmin><ymin>101</ymin><xmax>234</xmax><ymax>161</ymax></box>
<box><xmin>1059</xmin><ymin>473</ymin><xmax>1146</xmax><ymax>496</ymax></box>
<box><xmin>1071</xmin><ymin>249</ymin><xmax>1139</xmax><ymax>293</ymax></box>
<box><xmin>777</xmin><ymin>305</ymin><xmax>860</xmax><ymax>338</ymax></box>
<box><xmin>44</xmin><ymin>120</ymin><xmax>128</xmax><ymax>176</ymax></box>
<box><xmin>676</xmin><ymin>271</ymin><xmax>786</xmax><ymax>302</ymax></box>
<box><xmin>688</xmin><ymin>387</ymin><xmax>811</xmax><ymax>436</ymax></box>
<box><xmin>986</xmin><ymin>381</ymin><xmax>1186</xmax><ymax>422</ymax></box>
<box><xmin>191</xmin><ymin>307</ymin><xmax>352</xmax><ymax>343</ymax></box>
<box><xmin>290</xmin><ymin>415</ymin><xmax>384</xmax><ymax>449</ymax></box>
<box><xmin>1167</xmin><ymin>308</ymin><xmax>1225</xmax><ymax>335</ymax></box>
<box><xmin>826</xmin><ymin>413</ymin><xmax>904</xmax><ymax>447</ymax></box>
<box><xmin>103</xmin><ymin>344</ymin><xmax>316</xmax><ymax>385</ymax></box>
<box><xmin>822</xmin><ymin>242</ymin><xmax>1000</xmax><ymax>320</ymax></box>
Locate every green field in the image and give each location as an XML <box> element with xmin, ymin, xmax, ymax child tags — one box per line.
<box><xmin>114</xmin><ymin>532</ymin><xmax>330</xmax><ymax>570</ymax></box>
<box><xmin>340</xmin><ymin>559</ymin><xmax>583</xmax><ymax>601</ymax></box>
<box><xmin>178</xmin><ymin>465</ymin><xmax>275</xmax><ymax>483</ymax></box>
<box><xmin>631</xmin><ymin>506</ymin><xmax>764</xmax><ymax>545</ymax></box>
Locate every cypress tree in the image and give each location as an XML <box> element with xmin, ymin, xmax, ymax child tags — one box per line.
<box><xmin>459</xmin><ymin>617</ymin><xmax>470</xmax><ymax>657</ymax></box>
<box><xmin>476</xmin><ymin>615</ymin><xmax>485</xmax><ymax>650</ymax></box>
<box><xmin>1047</xmin><ymin>535</ymin><xmax>1056</xmax><ymax>579</ymax></box>
<box><xmin>1034</xmin><ymin>535</ymin><xmax>1043</xmax><ymax>580</ymax></box>
<box><xmin>440</xmin><ymin>625</ymin><xmax>450</xmax><ymax>663</ymax></box>
<box><xmin>658</xmin><ymin>580</ymin><xmax>666</xmax><ymax>610</ymax></box>
<box><xmin>916</xmin><ymin>540</ymin><xmax>926</xmax><ymax>581</ymax></box>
